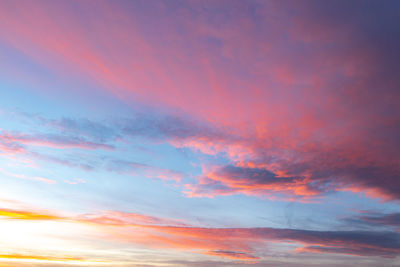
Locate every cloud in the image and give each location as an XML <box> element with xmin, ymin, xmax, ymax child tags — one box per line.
<box><xmin>206</xmin><ymin>250</ymin><xmax>259</xmax><ymax>260</ymax></box>
<box><xmin>106</xmin><ymin>159</ymin><xmax>185</xmax><ymax>181</ymax></box>
<box><xmin>2</xmin><ymin>208</ymin><xmax>400</xmax><ymax>260</ymax></box>
<box><xmin>185</xmin><ymin>140</ymin><xmax>400</xmax><ymax>201</ymax></box>
<box><xmin>138</xmin><ymin>226</ymin><xmax>400</xmax><ymax>259</ymax></box>
<box><xmin>186</xmin><ymin>165</ymin><xmax>319</xmax><ymax>200</ymax></box>
<box><xmin>0</xmin><ymin>207</ymin><xmax>186</xmax><ymax>227</ymax></box>
<box><xmin>343</xmin><ymin>211</ymin><xmax>400</xmax><ymax>230</ymax></box>
<box><xmin>4</xmin><ymin>108</ymin><xmax>400</xmax><ymax>202</ymax></box>
<box><xmin>5</xmin><ymin>108</ymin><xmax>400</xmax><ymax>202</ymax></box>
<box><xmin>63</xmin><ymin>178</ymin><xmax>86</xmax><ymax>185</ymax></box>
<box><xmin>0</xmin><ymin>130</ymin><xmax>114</xmax><ymax>151</ymax></box>
<box><xmin>0</xmin><ymin>168</ymin><xmax>57</xmax><ymax>184</ymax></box>
<box><xmin>47</xmin><ymin>117</ymin><xmax>120</xmax><ymax>143</ymax></box>
<box><xmin>1</xmin><ymin>0</ymin><xmax>400</xmax><ymax>202</ymax></box>
<box><xmin>359</xmin><ymin>213</ymin><xmax>400</xmax><ymax>228</ymax></box>
<box><xmin>77</xmin><ymin>210</ymin><xmax>188</xmax><ymax>227</ymax></box>
<box><xmin>0</xmin><ymin>113</ymin><xmax>188</xmax><ymax>182</ymax></box>
<box><xmin>297</xmin><ymin>245</ymin><xmax>397</xmax><ymax>258</ymax></box>
<box><xmin>0</xmin><ymin>133</ymin><xmax>26</xmax><ymax>155</ymax></box>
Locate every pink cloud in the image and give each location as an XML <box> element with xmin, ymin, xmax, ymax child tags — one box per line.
<box><xmin>0</xmin><ymin>168</ymin><xmax>56</xmax><ymax>184</ymax></box>
<box><xmin>0</xmin><ymin>1</ymin><xmax>399</xmax><ymax>201</ymax></box>
<box><xmin>63</xmin><ymin>178</ymin><xmax>86</xmax><ymax>185</ymax></box>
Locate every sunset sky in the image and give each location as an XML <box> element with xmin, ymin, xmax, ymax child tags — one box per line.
<box><xmin>1</xmin><ymin>0</ymin><xmax>400</xmax><ymax>266</ymax></box>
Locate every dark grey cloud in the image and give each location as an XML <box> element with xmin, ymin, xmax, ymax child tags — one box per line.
<box><xmin>343</xmin><ymin>211</ymin><xmax>400</xmax><ymax>231</ymax></box>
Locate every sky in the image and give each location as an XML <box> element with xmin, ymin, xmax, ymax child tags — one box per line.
<box><xmin>0</xmin><ymin>0</ymin><xmax>400</xmax><ymax>266</ymax></box>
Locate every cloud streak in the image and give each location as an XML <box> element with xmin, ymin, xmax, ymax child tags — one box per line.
<box><xmin>0</xmin><ymin>130</ymin><xmax>114</xmax><ymax>151</ymax></box>
<box><xmin>2</xmin><ymin>208</ymin><xmax>400</xmax><ymax>261</ymax></box>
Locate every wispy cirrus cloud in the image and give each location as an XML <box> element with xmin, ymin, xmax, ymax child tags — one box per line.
<box><xmin>0</xmin><ymin>130</ymin><xmax>114</xmax><ymax>151</ymax></box>
<box><xmin>105</xmin><ymin>159</ymin><xmax>185</xmax><ymax>181</ymax></box>
<box><xmin>77</xmin><ymin>210</ymin><xmax>187</xmax><ymax>227</ymax></box>
<box><xmin>0</xmin><ymin>113</ymin><xmax>188</xmax><ymax>182</ymax></box>
<box><xmin>0</xmin><ymin>168</ymin><xmax>56</xmax><ymax>184</ymax></box>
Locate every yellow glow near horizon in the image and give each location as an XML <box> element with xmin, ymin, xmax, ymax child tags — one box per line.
<box><xmin>0</xmin><ymin>254</ymin><xmax>108</xmax><ymax>265</ymax></box>
<box><xmin>0</xmin><ymin>218</ymin><xmax>111</xmax><ymax>265</ymax></box>
<box><xmin>0</xmin><ymin>209</ymin><xmax>61</xmax><ymax>220</ymax></box>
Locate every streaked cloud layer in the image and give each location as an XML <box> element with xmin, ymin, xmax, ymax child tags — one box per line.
<box><xmin>0</xmin><ymin>0</ymin><xmax>399</xmax><ymax>266</ymax></box>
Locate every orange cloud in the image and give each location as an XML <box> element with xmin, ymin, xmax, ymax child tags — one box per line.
<box><xmin>206</xmin><ymin>250</ymin><xmax>259</xmax><ymax>260</ymax></box>
<box><xmin>185</xmin><ymin>165</ymin><xmax>321</xmax><ymax>202</ymax></box>
<box><xmin>77</xmin><ymin>210</ymin><xmax>187</xmax><ymax>227</ymax></box>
